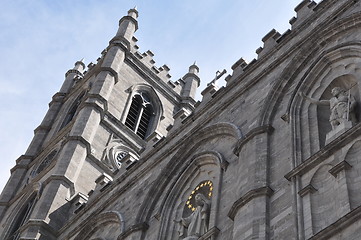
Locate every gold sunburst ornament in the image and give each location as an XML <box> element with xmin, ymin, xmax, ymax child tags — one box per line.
<box><xmin>186</xmin><ymin>181</ymin><xmax>213</xmax><ymax>212</ymax></box>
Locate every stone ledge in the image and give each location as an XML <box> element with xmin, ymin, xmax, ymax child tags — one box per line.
<box><xmin>285</xmin><ymin>122</ymin><xmax>361</xmax><ymax>181</ymax></box>
<box><xmin>199</xmin><ymin>227</ymin><xmax>220</xmax><ymax>240</ymax></box>
<box><xmin>298</xmin><ymin>184</ymin><xmax>317</xmax><ymax>197</ymax></box>
<box><xmin>117</xmin><ymin>222</ymin><xmax>149</xmax><ymax>240</ymax></box>
<box><xmin>233</xmin><ymin>125</ymin><xmax>274</xmax><ymax>156</ymax></box>
<box><xmin>309</xmin><ymin>205</ymin><xmax>361</xmax><ymax>240</ymax></box>
<box><xmin>329</xmin><ymin>160</ymin><xmax>352</xmax><ymax>177</ymax></box>
<box><xmin>20</xmin><ymin>219</ymin><xmax>58</xmax><ymax>239</ymax></box>
<box><xmin>228</xmin><ymin>186</ymin><xmax>274</xmax><ymax>220</ymax></box>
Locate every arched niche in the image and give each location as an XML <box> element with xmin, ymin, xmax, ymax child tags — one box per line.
<box><xmin>313</xmin><ymin>74</ymin><xmax>359</xmax><ymax>147</ymax></box>
<box><xmin>292</xmin><ymin>44</ymin><xmax>361</xmax><ymax>159</ymax></box>
<box><xmin>157</xmin><ymin>151</ymin><xmax>225</xmax><ymax>240</ymax></box>
<box><xmin>309</xmin><ymin>164</ymin><xmax>339</xmax><ymax>234</ymax></box>
<box><xmin>73</xmin><ymin>211</ymin><xmax>125</xmax><ymax>240</ymax></box>
<box><xmin>135</xmin><ymin>122</ymin><xmax>240</xmax><ymax>236</ymax></box>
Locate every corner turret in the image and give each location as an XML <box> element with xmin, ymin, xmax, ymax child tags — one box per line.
<box><xmin>60</xmin><ymin>59</ymin><xmax>86</xmax><ymax>93</ymax></box>
<box><xmin>181</xmin><ymin>62</ymin><xmax>200</xmax><ymax>100</ymax></box>
<box><xmin>113</xmin><ymin>7</ymin><xmax>139</xmax><ymax>44</ymax></box>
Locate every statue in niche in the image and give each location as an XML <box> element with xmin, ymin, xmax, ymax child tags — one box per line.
<box><xmin>300</xmin><ymin>86</ymin><xmax>356</xmax><ymax>130</ymax></box>
<box><xmin>176</xmin><ymin>193</ymin><xmax>210</xmax><ymax>240</ymax></box>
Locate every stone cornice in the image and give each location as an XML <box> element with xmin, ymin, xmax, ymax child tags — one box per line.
<box><xmin>65</xmin><ymin>69</ymin><xmax>83</xmax><ymax>78</ymax></box>
<box><xmin>21</xmin><ymin>219</ymin><xmax>58</xmax><ymax>239</ymax></box>
<box><xmin>298</xmin><ymin>184</ymin><xmax>317</xmax><ymax>197</ymax></box>
<box><xmin>99</xmin><ymin>66</ymin><xmax>119</xmax><ymax>83</ymax></box>
<box><xmin>285</xmin><ymin>123</ymin><xmax>361</xmax><ymax>181</ymax></box>
<box><xmin>43</xmin><ymin>175</ymin><xmax>75</xmax><ymax>197</ymax></box>
<box><xmin>228</xmin><ymin>186</ymin><xmax>274</xmax><ymax>220</ymax></box>
<box><xmin>233</xmin><ymin>125</ymin><xmax>274</xmax><ymax>156</ymax></box>
<box><xmin>329</xmin><ymin>160</ymin><xmax>352</xmax><ymax>177</ymax></box>
<box><xmin>118</xmin><ymin>15</ymin><xmax>138</xmax><ymax>32</ymax></box>
<box><xmin>182</xmin><ymin>72</ymin><xmax>201</xmax><ymax>86</ymax></box>
<box><xmin>309</xmin><ymin>205</ymin><xmax>361</xmax><ymax>240</ymax></box>
<box><xmin>199</xmin><ymin>227</ymin><xmax>220</xmax><ymax>240</ymax></box>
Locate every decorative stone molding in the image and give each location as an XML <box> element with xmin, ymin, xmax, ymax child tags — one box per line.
<box><xmin>73</xmin><ymin>211</ymin><xmax>125</xmax><ymax>240</ymax></box>
<box><xmin>309</xmin><ymin>205</ymin><xmax>361</xmax><ymax>240</ymax></box>
<box><xmin>228</xmin><ymin>186</ymin><xmax>274</xmax><ymax>220</ymax></box>
<box><xmin>69</xmin><ymin>192</ymin><xmax>88</xmax><ymax>214</ymax></box>
<box><xmin>298</xmin><ymin>184</ymin><xmax>317</xmax><ymax>197</ymax></box>
<box><xmin>233</xmin><ymin>125</ymin><xmax>274</xmax><ymax>156</ymax></box>
<box><xmin>103</xmin><ymin>135</ymin><xmax>139</xmax><ymax>171</ymax></box>
<box><xmin>146</xmin><ymin>130</ymin><xmax>164</xmax><ymax>145</ymax></box>
<box><xmin>102</xmin><ymin>114</ymin><xmax>145</xmax><ymax>153</ymax></box>
<box><xmin>31</xmin><ymin>149</ymin><xmax>58</xmax><ymax>178</ymax></box>
<box><xmin>285</xmin><ymin>123</ymin><xmax>361</xmax><ymax>180</ymax></box>
<box><xmin>199</xmin><ymin>227</ymin><xmax>220</xmax><ymax>240</ymax></box>
<box><xmin>328</xmin><ymin>160</ymin><xmax>352</xmax><ymax>177</ymax></box>
<box><xmin>95</xmin><ymin>173</ymin><xmax>113</xmax><ymax>192</ymax></box>
<box><xmin>21</xmin><ymin>219</ymin><xmax>58</xmax><ymax>240</ymax></box>
<box><xmin>43</xmin><ymin>175</ymin><xmax>75</xmax><ymax>197</ymax></box>
<box><xmin>11</xmin><ymin>155</ymin><xmax>34</xmax><ymax>173</ymax></box>
<box><xmin>117</xmin><ymin>222</ymin><xmax>149</xmax><ymax>240</ymax></box>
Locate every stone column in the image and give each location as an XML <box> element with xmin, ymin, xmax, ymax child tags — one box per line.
<box><xmin>329</xmin><ymin>161</ymin><xmax>352</xmax><ymax>216</ymax></box>
<box><xmin>231</xmin><ymin>125</ymin><xmax>274</xmax><ymax>239</ymax></box>
<box><xmin>298</xmin><ymin>184</ymin><xmax>317</xmax><ymax>239</ymax></box>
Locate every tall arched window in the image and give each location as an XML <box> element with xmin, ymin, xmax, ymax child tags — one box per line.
<box><xmin>60</xmin><ymin>92</ymin><xmax>85</xmax><ymax>130</ymax></box>
<box><xmin>125</xmin><ymin>92</ymin><xmax>154</xmax><ymax>139</ymax></box>
<box><xmin>6</xmin><ymin>196</ymin><xmax>36</xmax><ymax>240</ymax></box>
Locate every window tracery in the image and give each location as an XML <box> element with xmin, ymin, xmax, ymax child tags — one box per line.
<box><xmin>125</xmin><ymin>92</ymin><xmax>154</xmax><ymax>139</ymax></box>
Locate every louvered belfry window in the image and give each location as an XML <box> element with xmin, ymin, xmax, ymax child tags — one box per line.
<box><xmin>125</xmin><ymin>92</ymin><xmax>154</xmax><ymax>139</ymax></box>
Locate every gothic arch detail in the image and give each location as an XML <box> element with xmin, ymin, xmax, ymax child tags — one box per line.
<box><xmin>74</xmin><ymin>211</ymin><xmax>125</xmax><ymax>240</ymax></box>
<box><xmin>102</xmin><ymin>135</ymin><xmax>139</xmax><ymax>171</ymax></box>
<box><xmin>310</xmin><ymin>164</ymin><xmax>339</xmax><ymax>234</ymax></box>
<box><xmin>122</xmin><ymin>84</ymin><xmax>163</xmax><ymax>139</ymax></box>
<box><xmin>157</xmin><ymin>151</ymin><xmax>225</xmax><ymax>240</ymax></box>
<box><xmin>285</xmin><ymin>42</ymin><xmax>361</xmax><ymax>163</ymax></box>
<box><xmin>259</xmin><ymin>12</ymin><xmax>361</xmax><ymax>127</ymax></box>
<box><xmin>1</xmin><ymin>190</ymin><xmax>39</xmax><ymax>240</ymax></box>
<box><xmin>31</xmin><ymin>147</ymin><xmax>59</xmax><ymax>179</ymax></box>
<box><xmin>60</xmin><ymin>91</ymin><xmax>86</xmax><ymax>130</ymax></box>
<box><xmin>136</xmin><ymin>122</ymin><xmax>240</xmax><ymax>227</ymax></box>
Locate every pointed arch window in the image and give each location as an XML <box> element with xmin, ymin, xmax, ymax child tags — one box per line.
<box><xmin>6</xmin><ymin>196</ymin><xmax>36</xmax><ymax>240</ymax></box>
<box><xmin>125</xmin><ymin>92</ymin><xmax>154</xmax><ymax>139</ymax></box>
<box><xmin>60</xmin><ymin>92</ymin><xmax>85</xmax><ymax>130</ymax></box>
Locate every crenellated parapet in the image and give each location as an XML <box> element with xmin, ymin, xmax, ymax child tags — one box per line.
<box><xmin>289</xmin><ymin>0</ymin><xmax>317</xmax><ymax>29</ymax></box>
<box><xmin>256</xmin><ymin>29</ymin><xmax>281</xmax><ymax>59</ymax></box>
<box><xmin>222</xmin><ymin>0</ymin><xmax>326</xmax><ymax>90</ymax></box>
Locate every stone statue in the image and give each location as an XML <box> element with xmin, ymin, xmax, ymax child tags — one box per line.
<box><xmin>176</xmin><ymin>193</ymin><xmax>210</xmax><ymax>240</ymax></box>
<box><xmin>300</xmin><ymin>87</ymin><xmax>356</xmax><ymax>130</ymax></box>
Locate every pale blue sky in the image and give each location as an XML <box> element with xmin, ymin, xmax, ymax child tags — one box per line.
<box><xmin>0</xmin><ymin>0</ymin><xmax>302</xmax><ymax>191</ymax></box>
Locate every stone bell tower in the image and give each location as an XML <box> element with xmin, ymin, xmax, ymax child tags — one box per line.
<box><xmin>0</xmin><ymin>8</ymin><xmax>199</xmax><ymax>239</ymax></box>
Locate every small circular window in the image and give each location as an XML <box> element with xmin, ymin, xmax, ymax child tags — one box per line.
<box><xmin>34</xmin><ymin>150</ymin><xmax>58</xmax><ymax>176</ymax></box>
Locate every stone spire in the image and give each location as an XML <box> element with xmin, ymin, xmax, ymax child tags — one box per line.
<box><xmin>181</xmin><ymin>62</ymin><xmax>200</xmax><ymax>100</ymax></box>
<box><xmin>60</xmin><ymin>59</ymin><xmax>86</xmax><ymax>93</ymax></box>
<box><xmin>114</xmin><ymin>7</ymin><xmax>139</xmax><ymax>43</ymax></box>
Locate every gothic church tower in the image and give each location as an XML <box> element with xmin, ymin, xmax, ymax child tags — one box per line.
<box><xmin>0</xmin><ymin>8</ymin><xmax>199</xmax><ymax>239</ymax></box>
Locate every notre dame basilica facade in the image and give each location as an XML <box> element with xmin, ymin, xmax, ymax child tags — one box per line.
<box><xmin>2</xmin><ymin>0</ymin><xmax>361</xmax><ymax>239</ymax></box>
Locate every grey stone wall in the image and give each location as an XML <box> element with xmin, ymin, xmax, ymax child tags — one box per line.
<box><xmin>2</xmin><ymin>1</ymin><xmax>361</xmax><ymax>240</ymax></box>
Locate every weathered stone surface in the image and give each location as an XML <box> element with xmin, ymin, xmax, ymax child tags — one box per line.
<box><xmin>2</xmin><ymin>1</ymin><xmax>361</xmax><ymax>239</ymax></box>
